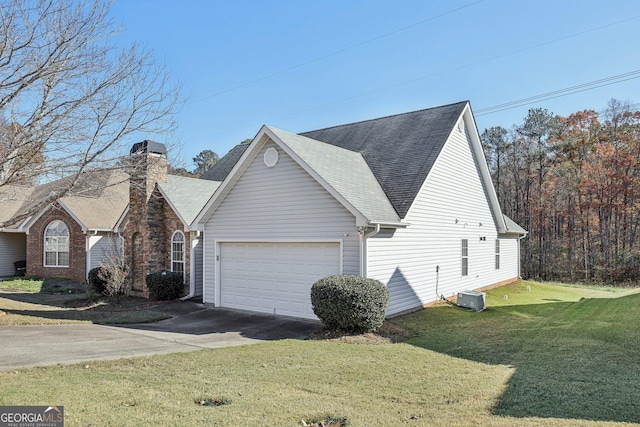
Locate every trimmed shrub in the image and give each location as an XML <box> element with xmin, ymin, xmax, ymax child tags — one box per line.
<box><xmin>311</xmin><ymin>275</ymin><xmax>389</xmax><ymax>333</ymax></box>
<box><xmin>87</xmin><ymin>267</ymin><xmax>108</xmax><ymax>295</ymax></box>
<box><xmin>146</xmin><ymin>271</ymin><xmax>184</xmax><ymax>300</ymax></box>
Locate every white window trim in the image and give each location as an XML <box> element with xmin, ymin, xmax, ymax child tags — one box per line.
<box><xmin>171</xmin><ymin>230</ymin><xmax>186</xmax><ymax>282</ymax></box>
<box><xmin>495</xmin><ymin>239</ymin><xmax>501</xmax><ymax>270</ymax></box>
<box><xmin>44</xmin><ymin>220</ymin><xmax>70</xmax><ymax>267</ymax></box>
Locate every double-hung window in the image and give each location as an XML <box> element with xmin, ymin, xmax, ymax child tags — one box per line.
<box><xmin>495</xmin><ymin>239</ymin><xmax>500</xmax><ymax>270</ymax></box>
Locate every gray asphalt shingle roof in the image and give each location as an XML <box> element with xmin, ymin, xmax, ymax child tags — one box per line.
<box><xmin>300</xmin><ymin>101</ymin><xmax>468</xmax><ymax>218</ymax></box>
<box><xmin>268</xmin><ymin>126</ymin><xmax>401</xmax><ymax>224</ymax></box>
<box><xmin>200</xmin><ymin>142</ymin><xmax>250</xmax><ymax>182</ymax></box>
<box><xmin>199</xmin><ymin>101</ymin><xmax>469</xmax><ymax>221</ymax></box>
<box><xmin>0</xmin><ymin>170</ymin><xmax>129</xmax><ymax>231</ymax></box>
<box><xmin>158</xmin><ymin>175</ymin><xmax>221</xmax><ymax>226</ymax></box>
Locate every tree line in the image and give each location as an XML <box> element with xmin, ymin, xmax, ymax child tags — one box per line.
<box><xmin>482</xmin><ymin>99</ymin><xmax>640</xmax><ymax>284</ymax></box>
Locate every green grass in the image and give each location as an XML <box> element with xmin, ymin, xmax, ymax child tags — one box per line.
<box><xmin>399</xmin><ymin>281</ymin><xmax>640</xmax><ymax>423</ymax></box>
<box><xmin>0</xmin><ymin>276</ymin><xmax>45</xmax><ymax>292</ymax></box>
<box><xmin>0</xmin><ymin>277</ymin><xmax>169</xmax><ymax>325</ymax></box>
<box><xmin>0</xmin><ymin>281</ymin><xmax>638</xmax><ymax>426</ymax></box>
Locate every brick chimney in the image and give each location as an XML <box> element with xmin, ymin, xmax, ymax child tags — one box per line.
<box><xmin>129</xmin><ymin>140</ymin><xmax>168</xmax><ymax>201</ymax></box>
<box><xmin>126</xmin><ymin>140</ymin><xmax>168</xmax><ymax>294</ymax></box>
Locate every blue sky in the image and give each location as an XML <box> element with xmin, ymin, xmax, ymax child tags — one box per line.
<box><xmin>110</xmin><ymin>0</ymin><xmax>640</xmax><ymax>169</ymax></box>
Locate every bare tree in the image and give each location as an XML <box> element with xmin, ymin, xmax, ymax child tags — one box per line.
<box><xmin>0</xmin><ymin>0</ymin><xmax>180</xmax><ymax>227</ymax></box>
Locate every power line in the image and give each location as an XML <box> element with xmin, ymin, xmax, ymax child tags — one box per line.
<box><xmin>186</xmin><ymin>0</ymin><xmax>484</xmax><ymax>105</ymax></box>
<box><xmin>475</xmin><ymin>69</ymin><xmax>640</xmax><ymax>116</ymax></box>
<box><xmin>201</xmin><ymin>14</ymin><xmax>640</xmax><ymax>139</ymax></box>
<box><xmin>237</xmin><ymin>15</ymin><xmax>640</xmax><ymax>128</ymax></box>
<box><xmin>205</xmin><ymin>67</ymin><xmax>640</xmax><ymax>141</ymax></box>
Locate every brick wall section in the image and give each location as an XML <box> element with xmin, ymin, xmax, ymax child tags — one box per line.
<box><xmin>26</xmin><ymin>203</ymin><xmax>87</xmax><ymax>283</ymax></box>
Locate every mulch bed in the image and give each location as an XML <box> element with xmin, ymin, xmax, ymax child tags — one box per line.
<box><xmin>309</xmin><ymin>321</ymin><xmax>409</xmax><ymax>344</ymax></box>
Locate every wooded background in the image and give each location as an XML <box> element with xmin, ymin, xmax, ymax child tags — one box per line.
<box><xmin>481</xmin><ymin>99</ymin><xmax>640</xmax><ymax>285</ymax></box>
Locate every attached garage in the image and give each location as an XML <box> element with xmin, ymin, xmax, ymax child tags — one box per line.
<box><xmin>218</xmin><ymin>242</ymin><xmax>341</xmax><ymax>319</ymax></box>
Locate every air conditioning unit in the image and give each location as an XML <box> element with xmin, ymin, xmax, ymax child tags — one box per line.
<box><xmin>457</xmin><ymin>290</ymin><xmax>486</xmax><ymax>311</ymax></box>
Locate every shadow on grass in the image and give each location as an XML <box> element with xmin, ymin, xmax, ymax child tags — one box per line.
<box><xmin>1</xmin><ymin>286</ymin><xmax>320</xmax><ymax>339</ymax></box>
<box><xmin>0</xmin><ymin>288</ymin><xmax>169</xmax><ymax>324</ymax></box>
<box><xmin>398</xmin><ymin>292</ymin><xmax>640</xmax><ymax>424</ymax></box>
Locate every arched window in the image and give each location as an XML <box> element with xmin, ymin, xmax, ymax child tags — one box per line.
<box><xmin>44</xmin><ymin>220</ymin><xmax>69</xmax><ymax>267</ymax></box>
<box><xmin>171</xmin><ymin>231</ymin><xmax>185</xmax><ymax>280</ymax></box>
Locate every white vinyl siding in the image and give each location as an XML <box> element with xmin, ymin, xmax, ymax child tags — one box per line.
<box><xmin>496</xmin><ymin>235</ymin><xmax>520</xmax><ymax>278</ymax></box>
<box><xmin>367</xmin><ymin>122</ymin><xmax>521</xmax><ymax>316</ymax></box>
<box><xmin>0</xmin><ymin>233</ymin><xmax>26</xmax><ymax>277</ymax></box>
<box><xmin>87</xmin><ymin>234</ymin><xmax>124</xmax><ymax>273</ymax></box>
<box><xmin>203</xmin><ymin>140</ymin><xmax>360</xmax><ymax>306</ymax></box>
<box><xmin>192</xmin><ymin>232</ymin><xmax>204</xmax><ymax>297</ymax></box>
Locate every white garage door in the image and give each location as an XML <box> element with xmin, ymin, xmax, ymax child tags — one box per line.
<box><xmin>219</xmin><ymin>242</ymin><xmax>341</xmax><ymax>319</ymax></box>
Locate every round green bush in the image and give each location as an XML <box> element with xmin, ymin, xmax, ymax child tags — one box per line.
<box><xmin>87</xmin><ymin>266</ymin><xmax>108</xmax><ymax>295</ymax></box>
<box><xmin>311</xmin><ymin>275</ymin><xmax>389</xmax><ymax>333</ymax></box>
<box><xmin>146</xmin><ymin>271</ymin><xmax>184</xmax><ymax>300</ymax></box>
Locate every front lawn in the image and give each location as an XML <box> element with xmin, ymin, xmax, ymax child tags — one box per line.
<box><xmin>0</xmin><ymin>277</ymin><xmax>170</xmax><ymax>325</ymax></box>
<box><xmin>0</xmin><ymin>281</ymin><xmax>638</xmax><ymax>426</ymax></box>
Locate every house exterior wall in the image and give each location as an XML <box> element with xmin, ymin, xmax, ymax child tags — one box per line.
<box><xmin>202</xmin><ymin>140</ymin><xmax>361</xmax><ymax>304</ymax></box>
<box><xmin>191</xmin><ymin>232</ymin><xmax>203</xmax><ymax>297</ymax></box>
<box><xmin>26</xmin><ymin>204</ymin><xmax>87</xmax><ymax>283</ymax></box>
<box><xmin>367</xmin><ymin>124</ymin><xmax>520</xmax><ymax>316</ymax></box>
<box><xmin>87</xmin><ymin>234</ymin><xmax>123</xmax><ymax>271</ymax></box>
<box><xmin>0</xmin><ymin>232</ymin><xmax>26</xmax><ymax>277</ymax></box>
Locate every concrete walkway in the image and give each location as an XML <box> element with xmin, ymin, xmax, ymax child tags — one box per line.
<box><xmin>0</xmin><ymin>302</ymin><xmax>321</xmax><ymax>371</ymax></box>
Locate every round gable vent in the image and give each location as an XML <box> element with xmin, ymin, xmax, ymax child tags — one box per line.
<box><xmin>264</xmin><ymin>147</ymin><xmax>279</xmax><ymax>167</ymax></box>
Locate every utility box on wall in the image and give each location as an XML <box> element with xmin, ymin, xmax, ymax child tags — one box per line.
<box><xmin>457</xmin><ymin>290</ymin><xmax>486</xmax><ymax>311</ymax></box>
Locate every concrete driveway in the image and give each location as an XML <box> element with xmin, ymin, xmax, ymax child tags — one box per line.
<box><xmin>0</xmin><ymin>301</ymin><xmax>321</xmax><ymax>371</ymax></box>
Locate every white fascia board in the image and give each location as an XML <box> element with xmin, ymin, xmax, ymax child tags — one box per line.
<box><xmin>20</xmin><ymin>206</ymin><xmax>51</xmax><ymax>233</ymax></box>
<box><xmin>16</xmin><ymin>216</ymin><xmax>32</xmax><ymax>233</ymax></box>
<box><xmin>20</xmin><ymin>212</ymin><xmax>41</xmax><ymax>233</ymax></box>
<box><xmin>193</xmin><ymin>127</ymin><xmax>272</xmax><ymax>227</ymax></box>
<box><xmin>368</xmin><ymin>220</ymin><xmax>410</xmax><ymax>228</ymax></box>
<box><xmin>113</xmin><ymin>206</ymin><xmax>129</xmax><ymax>232</ymax></box>
<box><xmin>156</xmin><ymin>185</ymin><xmax>189</xmax><ymax>231</ymax></box>
<box><xmin>263</xmin><ymin>126</ymin><xmax>370</xmax><ymax>227</ymax></box>
<box><xmin>461</xmin><ymin>104</ymin><xmax>507</xmax><ymax>234</ymax></box>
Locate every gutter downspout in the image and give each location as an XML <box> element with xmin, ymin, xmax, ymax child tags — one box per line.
<box><xmin>180</xmin><ymin>230</ymin><xmax>198</xmax><ymax>301</ymax></box>
<box><xmin>359</xmin><ymin>223</ymin><xmax>381</xmax><ymax>277</ymax></box>
<box><xmin>517</xmin><ymin>233</ymin><xmax>527</xmax><ymax>279</ymax></box>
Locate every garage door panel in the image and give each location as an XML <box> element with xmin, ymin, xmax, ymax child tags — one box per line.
<box><xmin>220</xmin><ymin>242</ymin><xmax>340</xmax><ymax>319</ymax></box>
